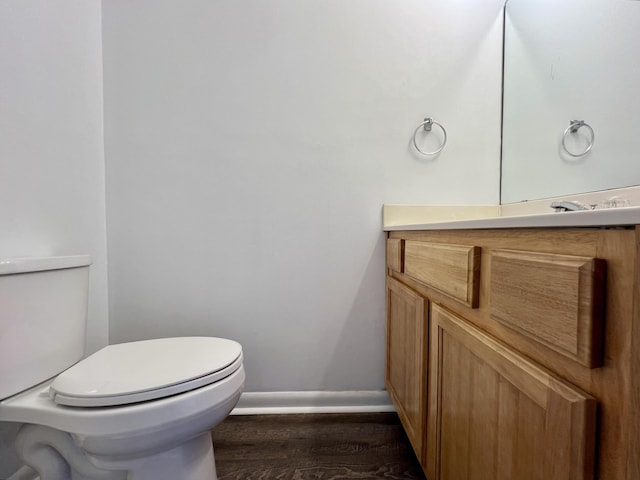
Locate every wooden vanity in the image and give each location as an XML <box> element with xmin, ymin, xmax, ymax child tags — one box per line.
<box><xmin>385</xmin><ymin>225</ymin><xmax>640</xmax><ymax>480</ymax></box>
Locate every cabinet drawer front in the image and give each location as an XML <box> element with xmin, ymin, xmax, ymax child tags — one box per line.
<box><xmin>386</xmin><ymin>238</ymin><xmax>404</xmax><ymax>273</ymax></box>
<box><xmin>404</xmin><ymin>241</ymin><xmax>480</xmax><ymax>307</ymax></box>
<box><xmin>489</xmin><ymin>249</ymin><xmax>605</xmax><ymax>368</ymax></box>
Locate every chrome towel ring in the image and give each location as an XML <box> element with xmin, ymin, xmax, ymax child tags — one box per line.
<box><xmin>412</xmin><ymin>117</ymin><xmax>447</xmax><ymax>156</ymax></box>
<box><xmin>561</xmin><ymin>120</ymin><xmax>595</xmax><ymax>157</ymax></box>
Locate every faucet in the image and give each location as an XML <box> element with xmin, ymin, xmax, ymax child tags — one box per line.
<box><xmin>550</xmin><ymin>201</ymin><xmax>588</xmax><ymax>212</ymax></box>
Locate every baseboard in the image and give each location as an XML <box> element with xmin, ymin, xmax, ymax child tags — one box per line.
<box><xmin>231</xmin><ymin>390</ymin><xmax>396</xmax><ymax>415</ymax></box>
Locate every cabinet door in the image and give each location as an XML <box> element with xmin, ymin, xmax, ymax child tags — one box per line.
<box><xmin>427</xmin><ymin>304</ymin><xmax>596</xmax><ymax>480</ymax></box>
<box><xmin>386</xmin><ymin>276</ymin><xmax>428</xmax><ymax>462</ymax></box>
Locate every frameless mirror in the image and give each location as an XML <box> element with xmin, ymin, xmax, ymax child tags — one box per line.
<box><xmin>501</xmin><ymin>0</ymin><xmax>640</xmax><ymax>204</ymax></box>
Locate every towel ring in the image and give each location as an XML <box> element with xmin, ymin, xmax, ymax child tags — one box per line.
<box><xmin>561</xmin><ymin>120</ymin><xmax>595</xmax><ymax>157</ymax></box>
<box><xmin>412</xmin><ymin>117</ymin><xmax>447</xmax><ymax>156</ymax></box>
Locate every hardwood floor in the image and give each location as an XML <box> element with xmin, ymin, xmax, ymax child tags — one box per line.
<box><xmin>211</xmin><ymin>413</ymin><xmax>426</xmax><ymax>479</ymax></box>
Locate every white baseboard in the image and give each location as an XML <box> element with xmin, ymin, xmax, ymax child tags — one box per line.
<box><xmin>231</xmin><ymin>390</ymin><xmax>396</xmax><ymax>415</ymax></box>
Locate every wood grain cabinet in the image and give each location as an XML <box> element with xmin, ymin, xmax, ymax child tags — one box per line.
<box><xmin>386</xmin><ymin>275</ymin><xmax>428</xmax><ymax>463</ymax></box>
<box><xmin>385</xmin><ymin>227</ymin><xmax>640</xmax><ymax>480</ymax></box>
<box><xmin>427</xmin><ymin>304</ymin><xmax>595</xmax><ymax>480</ymax></box>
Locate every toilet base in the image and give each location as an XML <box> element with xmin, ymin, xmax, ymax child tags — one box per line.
<box><xmin>91</xmin><ymin>433</ymin><xmax>217</xmax><ymax>480</ymax></box>
<box><xmin>15</xmin><ymin>424</ymin><xmax>218</xmax><ymax>480</ymax></box>
<box><xmin>4</xmin><ymin>367</ymin><xmax>244</xmax><ymax>480</ymax></box>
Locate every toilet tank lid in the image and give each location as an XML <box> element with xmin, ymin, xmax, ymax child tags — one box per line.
<box><xmin>0</xmin><ymin>255</ymin><xmax>92</xmax><ymax>275</ymax></box>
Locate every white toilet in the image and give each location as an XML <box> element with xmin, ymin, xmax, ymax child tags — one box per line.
<box><xmin>0</xmin><ymin>255</ymin><xmax>245</xmax><ymax>480</ymax></box>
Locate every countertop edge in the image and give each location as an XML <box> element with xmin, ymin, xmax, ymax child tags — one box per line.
<box><xmin>383</xmin><ymin>206</ymin><xmax>640</xmax><ymax>231</ymax></box>
<box><xmin>383</xmin><ymin>186</ymin><xmax>640</xmax><ymax>231</ymax></box>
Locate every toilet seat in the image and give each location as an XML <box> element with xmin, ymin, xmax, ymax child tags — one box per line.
<box><xmin>0</xmin><ymin>362</ymin><xmax>245</xmax><ymax>439</ymax></box>
<box><xmin>49</xmin><ymin>337</ymin><xmax>242</xmax><ymax>407</ymax></box>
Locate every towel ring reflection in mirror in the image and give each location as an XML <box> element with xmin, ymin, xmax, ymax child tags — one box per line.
<box><xmin>412</xmin><ymin>117</ymin><xmax>447</xmax><ymax>156</ymax></box>
<box><xmin>561</xmin><ymin>120</ymin><xmax>595</xmax><ymax>158</ymax></box>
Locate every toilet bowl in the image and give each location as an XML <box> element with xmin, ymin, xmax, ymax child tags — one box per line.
<box><xmin>0</xmin><ymin>256</ymin><xmax>245</xmax><ymax>480</ymax></box>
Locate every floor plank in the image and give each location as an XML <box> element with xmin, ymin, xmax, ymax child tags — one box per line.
<box><xmin>211</xmin><ymin>413</ymin><xmax>426</xmax><ymax>480</ymax></box>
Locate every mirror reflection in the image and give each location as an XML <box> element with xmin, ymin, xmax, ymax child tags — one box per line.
<box><xmin>501</xmin><ymin>0</ymin><xmax>640</xmax><ymax>204</ymax></box>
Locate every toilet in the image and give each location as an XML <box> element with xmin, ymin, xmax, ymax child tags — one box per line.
<box><xmin>0</xmin><ymin>255</ymin><xmax>245</xmax><ymax>480</ymax></box>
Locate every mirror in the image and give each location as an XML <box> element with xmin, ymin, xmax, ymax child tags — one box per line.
<box><xmin>501</xmin><ymin>0</ymin><xmax>640</xmax><ymax>204</ymax></box>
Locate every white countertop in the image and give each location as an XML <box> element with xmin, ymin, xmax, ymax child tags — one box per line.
<box><xmin>383</xmin><ymin>206</ymin><xmax>640</xmax><ymax>231</ymax></box>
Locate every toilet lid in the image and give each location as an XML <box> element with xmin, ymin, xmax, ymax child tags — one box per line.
<box><xmin>49</xmin><ymin>337</ymin><xmax>243</xmax><ymax>407</ymax></box>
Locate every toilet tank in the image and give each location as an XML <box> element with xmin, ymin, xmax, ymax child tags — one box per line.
<box><xmin>0</xmin><ymin>255</ymin><xmax>91</xmax><ymax>400</ymax></box>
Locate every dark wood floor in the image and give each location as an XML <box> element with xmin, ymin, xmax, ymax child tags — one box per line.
<box><xmin>211</xmin><ymin>412</ymin><xmax>426</xmax><ymax>480</ymax></box>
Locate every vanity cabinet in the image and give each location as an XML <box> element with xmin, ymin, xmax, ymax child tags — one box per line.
<box><xmin>385</xmin><ymin>227</ymin><xmax>640</xmax><ymax>480</ymax></box>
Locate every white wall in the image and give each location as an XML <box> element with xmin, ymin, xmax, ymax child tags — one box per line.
<box><xmin>102</xmin><ymin>0</ymin><xmax>504</xmax><ymax>392</ymax></box>
<box><xmin>0</xmin><ymin>1</ymin><xmax>107</xmax><ymax>475</ymax></box>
